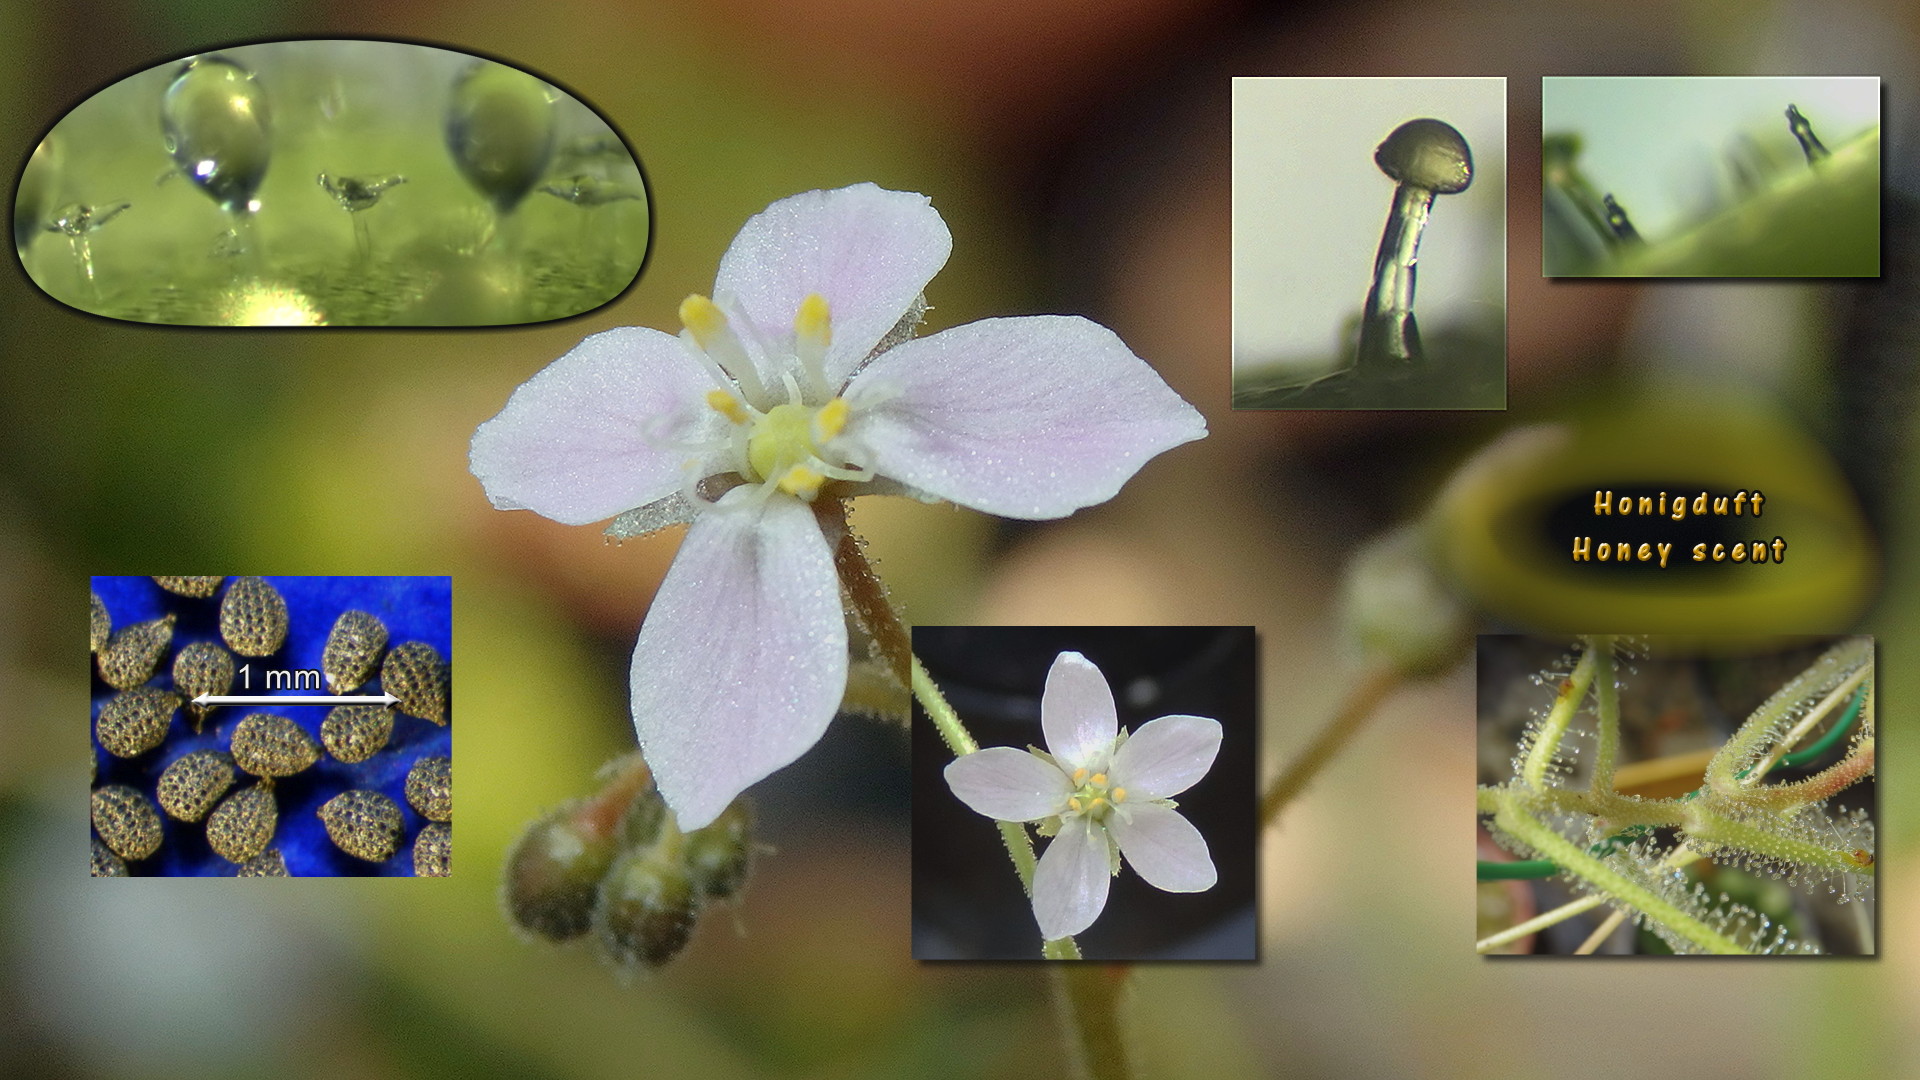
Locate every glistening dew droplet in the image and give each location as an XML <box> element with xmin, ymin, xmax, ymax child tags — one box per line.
<box><xmin>152</xmin><ymin>575</ymin><xmax>224</xmax><ymax>597</ymax></box>
<box><xmin>230</xmin><ymin>713</ymin><xmax>321</xmax><ymax>777</ymax></box>
<box><xmin>321</xmin><ymin>703</ymin><xmax>394</xmax><ymax>763</ymax></box>
<box><xmin>97</xmin><ymin>614</ymin><xmax>176</xmax><ymax>690</ymax></box>
<box><xmin>322</xmin><ymin>609</ymin><xmax>388</xmax><ymax>694</ymax></box>
<box><xmin>415</xmin><ymin>822</ymin><xmax>451</xmax><ymax>877</ymax></box>
<box><xmin>206</xmin><ymin>783</ymin><xmax>277</xmax><ymax>863</ymax></box>
<box><xmin>92</xmin><ymin>784</ymin><xmax>164</xmax><ymax>861</ymax></box>
<box><xmin>95</xmin><ymin>686</ymin><xmax>181</xmax><ymax>758</ymax></box>
<box><xmin>383</xmin><ymin>641</ymin><xmax>448</xmax><ymax>725</ymax></box>
<box><xmin>219</xmin><ymin>576</ymin><xmax>288</xmax><ymax>657</ymax></box>
<box><xmin>156</xmin><ymin>749</ymin><xmax>236</xmax><ymax>822</ymax></box>
<box><xmin>405</xmin><ymin>755</ymin><xmax>452</xmax><ymax>823</ymax></box>
<box><xmin>318</xmin><ymin>790</ymin><xmax>405</xmax><ymax>862</ymax></box>
<box><xmin>161</xmin><ymin>55</ymin><xmax>271</xmax><ymax>215</ymax></box>
<box><xmin>444</xmin><ymin>60</ymin><xmax>557</xmax><ymax>215</ymax></box>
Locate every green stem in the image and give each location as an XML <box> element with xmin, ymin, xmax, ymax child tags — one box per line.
<box><xmin>1492</xmin><ymin>792</ymin><xmax>1748</xmax><ymax>954</ymax></box>
<box><xmin>1053</xmin><ymin>966</ymin><xmax>1132</xmax><ymax>1080</ymax></box>
<box><xmin>1260</xmin><ymin>666</ymin><xmax>1402</xmax><ymax>828</ymax></box>
<box><xmin>910</xmin><ymin>652</ymin><xmax>1081</xmax><ymax>959</ymax></box>
<box><xmin>1588</xmin><ymin>637</ymin><xmax>1619</xmax><ymax>795</ymax></box>
<box><xmin>1522</xmin><ymin>645</ymin><xmax>1598</xmax><ymax>790</ymax></box>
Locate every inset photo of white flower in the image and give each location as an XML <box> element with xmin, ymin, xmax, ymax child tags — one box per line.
<box><xmin>912</xmin><ymin>627</ymin><xmax>1256</xmax><ymax>960</ymax></box>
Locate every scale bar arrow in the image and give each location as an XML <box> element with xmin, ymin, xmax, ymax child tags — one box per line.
<box><xmin>193</xmin><ymin>693</ymin><xmax>399</xmax><ymax>707</ymax></box>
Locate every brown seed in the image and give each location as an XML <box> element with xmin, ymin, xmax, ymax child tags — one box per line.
<box><xmin>97</xmin><ymin>614</ymin><xmax>176</xmax><ymax>690</ymax></box>
<box><xmin>405</xmin><ymin>756</ymin><xmax>452</xmax><ymax>822</ymax></box>
<box><xmin>230</xmin><ymin>714</ymin><xmax>321</xmax><ymax>777</ymax></box>
<box><xmin>318</xmin><ymin>790</ymin><xmax>404</xmax><ymax>862</ymax></box>
<box><xmin>321</xmin><ymin>704</ymin><xmax>394</xmax><ymax>763</ymax></box>
<box><xmin>91</xmin><ymin>836</ymin><xmax>129</xmax><ymax>876</ymax></box>
<box><xmin>95</xmin><ymin>687</ymin><xmax>180</xmax><ymax>758</ymax></box>
<box><xmin>235</xmin><ymin>849</ymin><xmax>289</xmax><ymax>877</ymax></box>
<box><xmin>383</xmin><ymin>641</ymin><xmax>448</xmax><ymax>725</ymax></box>
<box><xmin>219</xmin><ymin>576</ymin><xmax>287</xmax><ymax>657</ymax></box>
<box><xmin>323</xmin><ymin>610</ymin><xmax>388</xmax><ymax>694</ymax></box>
<box><xmin>156</xmin><ymin>750</ymin><xmax>236</xmax><ymax>822</ymax></box>
<box><xmin>92</xmin><ymin>784</ymin><xmax>163</xmax><ymax>861</ymax></box>
<box><xmin>153</xmin><ymin>575</ymin><xmax>224</xmax><ymax>597</ymax></box>
<box><xmin>207</xmin><ymin>784</ymin><xmax>277</xmax><ymax>863</ymax></box>
<box><xmin>173</xmin><ymin>640</ymin><xmax>235</xmax><ymax>731</ymax></box>
<box><xmin>90</xmin><ymin>591</ymin><xmax>109</xmax><ymax>655</ymax></box>
<box><xmin>414</xmin><ymin>822</ymin><xmax>451</xmax><ymax>877</ymax></box>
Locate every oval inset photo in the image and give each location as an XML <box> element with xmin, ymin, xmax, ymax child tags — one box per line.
<box><xmin>15</xmin><ymin>41</ymin><xmax>650</xmax><ymax>326</ymax></box>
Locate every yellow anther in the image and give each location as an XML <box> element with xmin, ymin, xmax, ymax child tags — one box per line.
<box><xmin>795</xmin><ymin>293</ymin><xmax>832</xmax><ymax>348</ymax></box>
<box><xmin>1072</xmin><ymin>768</ymin><xmax>1088</xmax><ymax>785</ymax></box>
<box><xmin>813</xmin><ymin>397</ymin><xmax>850</xmax><ymax>442</ymax></box>
<box><xmin>1089</xmin><ymin>797</ymin><xmax>1107</xmax><ymax>810</ymax></box>
<box><xmin>1091</xmin><ymin>773</ymin><xmax>1108</xmax><ymax>787</ymax></box>
<box><xmin>706</xmin><ymin>389</ymin><xmax>749</xmax><ymax>425</ymax></box>
<box><xmin>679</xmin><ymin>294</ymin><xmax>729</xmax><ymax>348</ymax></box>
<box><xmin>776</xmin><ymin>465</ymin><xmax>826</xmax><ymax>499</ymax></box>
<box><xmin>1068</xmin><ymin>796</ymin><xmax>1083</xmax><ymax>813</ymax></box>
<box><xmin>1112</xmin><ymin>788</ymin><xmax>1127</xmax><ymax>803</ymax></box>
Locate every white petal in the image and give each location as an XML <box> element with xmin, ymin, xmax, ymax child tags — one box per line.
<box><xmin>1108</xmin><ymin>802</ymin><xmax>1216</xmax><ymax>893</ymax></box>
<box><xmin>846</xmin><ymin>315</ymin><xmax>1206</xmax><ymax>520</ymax></box>
<box><xmin>1041</xmin><ymin>651</ymin><xmax>1118</xmax><ymax>772</ymax></box>
<box><xmin>1033</xmin><ymin>816</ymin><xmax>1112</xmax><ymax>940</ymax></box>
<box><xmin>714</xmin><ymin>184</ymin><xmax>951</xmax><ymax>389</ymax></box>
<box><xmin>943</xmin><ymin>748</ymin><xmax>1073</xmax><ymax>822</ymax></box>
<box><xmin>470</xmin><ymin>326</ymin><xmax>721</xmax><ymax>526</ymax></box>
<box><xmin>629</xmin><ymin>487</ymin><xmax>845</xmax><ymax>830</ymax></box>
<box><xmin>1110</xmin><ymin>715</ymin><xmax>1221</xmax><ymax>800</ymax></box>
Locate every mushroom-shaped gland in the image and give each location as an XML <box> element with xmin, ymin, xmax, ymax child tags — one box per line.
<box><xmin>1786</xmin><ymin>104</ymin><xmax>1829</xmax><ymax>164</ymax></box>
<box><xmin>1358</xmin><ymin>118</ymin><xmax>1474</xmax><ymax>376</ymax></box>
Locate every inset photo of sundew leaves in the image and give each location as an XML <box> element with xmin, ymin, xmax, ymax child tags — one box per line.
<box><xmin>90</xmin><ymin>576</ymin><xmax>451</xmax><ymax>876</ymax></box>
<box><xmin>1477</xmin><ymin>636</ymin><xmax>1874</xmax><ymax>955</ymax></box>
<box><xmin>16</xmin><ymin>41</ymin><xmax>649</xmax><ymax>326</ymax></box>
<box><xmin>1232</xmin><ymin>77</ymin><xmax>1506</xmax><ymax>410</ymax></box>
<box><xmin>1542</xmin><ymin>76</ymin><xmax>1879</xmax><ymax>277</ymax></box>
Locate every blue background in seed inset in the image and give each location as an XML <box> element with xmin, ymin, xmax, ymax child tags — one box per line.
<box><xmin>90</xmin><ymin>575</ymin><xmax>451</xmax><ymax>876</ymax></box>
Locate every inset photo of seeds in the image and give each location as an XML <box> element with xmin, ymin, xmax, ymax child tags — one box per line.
<box><xmin>1541</xmin><ymin>76</ymin><xmax>1879</xmax><ymax>276</ymax></box>
<box><xmin>90</xmin><ymin>576</ymin><xmax>451</xmax><ymax>876</ymax></box>
<box><xmin>1232</xmin><ymin>76</ymin><xmax>1506</xmax><ymax>410</ymax></box>
<box><xmin>18</xmin><ymin>41</ymin><xmax>649</xmax><ymax>325</ymax></box>
<box><xmin>912</xmin><ymin>627</ymin><xmax>1256</xmax><ymax>960</ymax></box>
<box><xmin>1477</xmin><ymin>635</ymin><xmax>1873</xmax><ymax>955</ymax></box>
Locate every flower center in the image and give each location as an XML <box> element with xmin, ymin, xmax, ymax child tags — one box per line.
<box><xmin>681</xmin><ymin>292</ymin><xmax>869</xmax><ymax>501</ymax></box>
<box><xmin>1065</xmin><ymin>767</ymin><xmax>1127</xmax><ymax>824</ymax></box>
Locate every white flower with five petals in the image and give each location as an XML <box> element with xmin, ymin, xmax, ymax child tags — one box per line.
<box><xmin>944</xmin><ymin>651</ymin><xmax>1221</xmax><ymax>941</ymax></box>
<box><xmin>470</xmin><ymin>185</ymin><xmax>1207</xmax><ymax>830</ymax></box>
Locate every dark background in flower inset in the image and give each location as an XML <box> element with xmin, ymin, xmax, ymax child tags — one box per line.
<box><xmin>91</xmin><ymin>575</ymin><xmax>451</xmax><ymax>876</ymax></box>
<box><xmin>912</xmin><ymin>626</ymin><xmax>1256</xmax><ymax>960</ymax></box>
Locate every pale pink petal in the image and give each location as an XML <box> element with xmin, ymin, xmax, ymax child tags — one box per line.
<box><xmin>1033</xmin><ymin>816</ymin><xmax>1112</xmax><ymax>940</ymax></box>
<box><xmin>846</xmin><ymin>315</ymin><xmax>1206</xmax><ymax>519</ymax></box>
<box><xmin>714</xmin><ymin>184</ymin><xmax>951</xmax><ymax>388</ymax></box>
<box><xmin>944</xmin><ymin>748</ymin><xmax>1073</xmax><ymax>822</ymax></box>
<box><xmin>470</xmin><ymin>326</ymin><xmax>722</xmax><ymax>526</ymax></box>
<box><xmin>629</xmin><ymin>488</ymin><xmax>845</xmax><ymax>830</ymax></box>
<box><xmin>1108</xmin><ymin>802</ymin><xmax>1216</xmax><ymax>893</ymax></box>
<box><xmin>1110</xmin><ymin>715</ymin><xmax>1221</xmax><ymax>800</ymax></box>
<box><xmin>1041</xmin><ymin>652</ymin><xmax>1118</xmax><ymax>773</ymax></box>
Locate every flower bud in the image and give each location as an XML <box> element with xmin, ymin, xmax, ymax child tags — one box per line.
<box><xmin>592</xmin><ymin>848</ymin><xmax>698</xmax><ymax>973</ymax></box>
<box><xmin>1338</xmin><ymin>524</ymin><xmax>1471</xmax><ymax>678</ymax></box>
<box><xmin>683</xmin><ymin>797</ymin><xmax>754</xmax><ymax>901</ymax></box>
<box><xmin>503</xmin><ymin>806</ymin><xmax>620</xmax><ymax>942</ymax></box>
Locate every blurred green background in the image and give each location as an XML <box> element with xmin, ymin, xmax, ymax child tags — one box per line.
<box><xmin>6</xmin><ymin>0</ymin><xmax>1920</xmax><ymax>1077</ymax></box>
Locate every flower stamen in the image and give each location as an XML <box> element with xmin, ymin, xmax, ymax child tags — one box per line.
<box><xmin>794</xmin><ymin>293</ymin><xmax>832</xmax><ymax>401</ymax></box>
<box><xmin>681</xmin><ymin>294</ymin><xmax>769</xmax><ymax>406</ymax></box>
